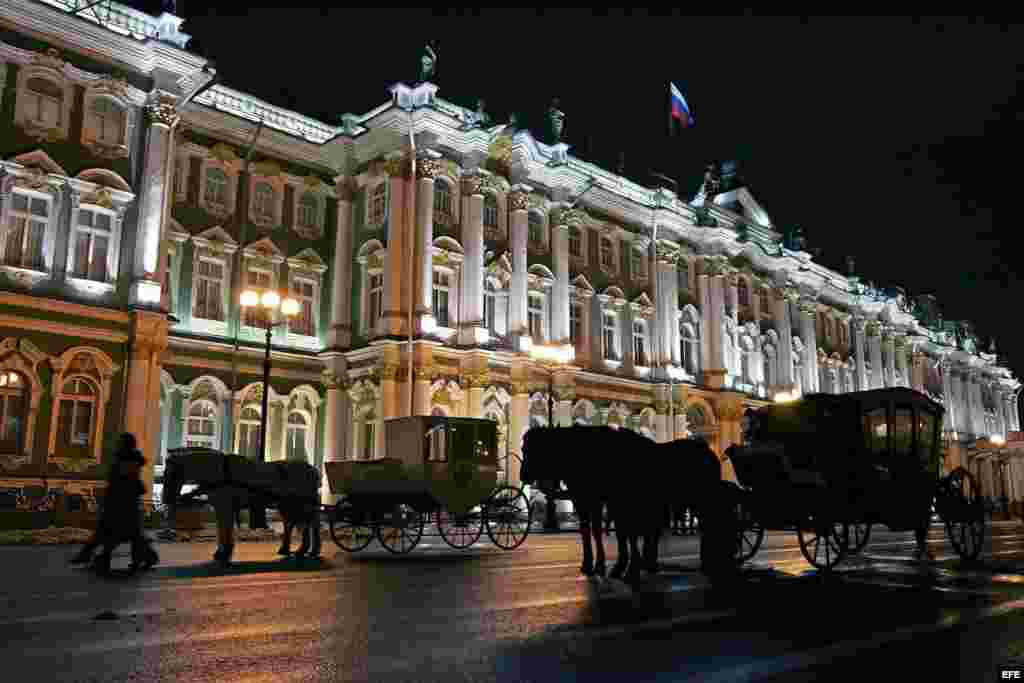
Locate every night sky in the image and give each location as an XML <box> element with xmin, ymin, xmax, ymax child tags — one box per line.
<box><xmin>148</xmin><ymin>7</ymin><xmax>1023</xmax><ymax>380</ymax></box>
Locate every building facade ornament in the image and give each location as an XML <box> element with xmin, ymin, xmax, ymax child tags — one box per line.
<box><xmin>384</xmin><ymin>155</ymin><xmax>412</xmax><ymax>179</ymax></box>
<box><xmin>461</xmin><ymin>174</ymin><xmax>484</xmax><ymax>196</ymax></box>
<box><xmin>145</xmin><ymin>91</ymin><xmax>179</xmax><ymax>128</ymax></box>
<box><xmin>378</xmin><ymin>362</ymin><xmax>401</xmax><ymax>381</ymax></box>
<box><xmin>416</xmin><ymin>157</ymin><xmax>443</xmax><ymax>180</ymax></box>
<box><xmin>507</xmin><ymin>190</ymin><xmax>530</xmax><ymax>212</ymax></box>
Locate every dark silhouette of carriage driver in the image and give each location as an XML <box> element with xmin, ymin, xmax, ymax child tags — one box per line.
<box><xmin>70</xmin><ymin>433</ymin><xmax>159</xmax><ymax>574</ymax></box>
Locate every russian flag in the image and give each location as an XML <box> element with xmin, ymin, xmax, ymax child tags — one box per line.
<box><xmin>669</xmin><ymin>82</ymin><xmax>694</xmax><ymax>130</ymax></box>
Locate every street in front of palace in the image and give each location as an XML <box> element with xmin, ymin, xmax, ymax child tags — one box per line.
<box><xmin>4</xmin><ymin>522</ymin><xmax>1024</xmax><ymax>682</ymax></box>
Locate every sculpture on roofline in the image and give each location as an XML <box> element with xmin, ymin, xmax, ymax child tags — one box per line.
<box><xmin>420</xmin><ymin>43</ymin><xmax>437</xmax><ymax>83</ymax></box>
<box><xmin>547</xmin><ymin>98</ymin><xmax>565</xmax><ymax>144</ymax></box>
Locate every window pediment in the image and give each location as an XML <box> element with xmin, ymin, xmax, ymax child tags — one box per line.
<box><xmin>288</xmin><ymin>247</ymin><xmax>327</xmax><ymax>274</ymax></box>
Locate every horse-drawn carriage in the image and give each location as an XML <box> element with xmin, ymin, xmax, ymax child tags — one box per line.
<box><xmin>726</xmin><ymin>387</ymin><xmax>987</xmax><ymax>570</ymax></box>
<box><xmin>324</xmin><ymin>416</ymin><xmax>532</xmax><ymax>554</ymax></box>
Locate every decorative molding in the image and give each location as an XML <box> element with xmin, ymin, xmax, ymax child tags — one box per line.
<box><xmin>145</xmin><ymin>91</ymin><xmax>179</xmax><ymax>128</ymax></box>
<box><xmin>508</xmin><ymin>190</ymin><xmax>530</xmax><ymax>212</ymax></box>
<box><xmin>416</xmin><ymin>157</ymin><xmax>443</xmax><ymax>180</ymax></box>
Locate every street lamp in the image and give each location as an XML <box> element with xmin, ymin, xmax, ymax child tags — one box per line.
<box><xmin>528</xmin><ymin>341</ymin><xmax>574</xmax><ymax>532</ymax></box>
<box><xmin>240</xmin><ymin>287</ymin><xmax>300</xmax><ymax>529</ymax></box>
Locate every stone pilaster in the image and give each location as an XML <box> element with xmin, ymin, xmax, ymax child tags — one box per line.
<box><xmin>415</xmin><ymin>153</ymin><xmax>441</xmax><ymax>331</ymax></box>
<box><xmin>329</xmin><ymin>177</ymin><xmax>355</xmax><ymax>349</ymax></box>
<box><xmin>459</xmin><ymin>174</ymin><xmax>485</xmax><ymax>343</ymax></box>
<box><xmin>700</xmin><ymin>261</ymin><xmax>727</xmax><ymax>388</ymax></box>
<box><xmin>463</xmin><ymin>353</ymin><xmax>490</xmax><ymax>418</ymax></box>
<box><xmin>656</xmin><ymin>249</ymin><xmax>679</xmax><ymax>371</ymax></box>
<box><xmin>852</xmin><ymin>315</ymin><xmax>868</xmax><ymax>391</ymax></box>
<box><xmin>321</xmin><ymin>355</ymin><xmax>350</xmax><ymax>502</ymax></box>
<box><xmin>131</xmin><ymin>92</ymin><xmax>178</xmax><ymax>307</ymax></box>
<box><xmin>125</xmin><ymin>311</ymin><xmax>170</xmax><ymax>500</ymax></box>
<box><xmin>508</xmin><ymin>187</ymin><xmax>531</xmax><ymax>342</ymax></box>
<box><xmin>383</xmin><ymin>154</ymin><xmax>410</xmax><ymax>336</ymax></box>
<box><xmin>715</xmin><ymin>393</ymin><xmax>746</xmax><ymax>482</ymax></box>
<box><xmin>508</xmin><ymin>362</ymin><xmax>531</xmax><ymax>485</ymax></box>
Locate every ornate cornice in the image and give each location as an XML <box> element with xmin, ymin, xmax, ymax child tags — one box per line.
<box><xmin>146</xmin><ymin>91</ymin><xmax>179</xmax><ymax>128</ymax></box>
<box><xmin>461</xmin><ymin>174</ymin><xmax>484</xmax><ymax>196</ymax></box>
<box><xmin>379</xmin><ymin>362</ymin><xmax>401</xmax><ymax>381</ymax></box>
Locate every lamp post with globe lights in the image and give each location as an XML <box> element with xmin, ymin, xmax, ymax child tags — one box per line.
<box><xmin>527</xmin><ymin>340</ymin><xmax>574</xmax><ymax>531</ymax></box>
<box><xmin>240</xmin><ymin>287</ymin><xmax>300</xmax><ymax>528</ymax></box>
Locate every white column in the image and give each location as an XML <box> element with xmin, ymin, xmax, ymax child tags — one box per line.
<box><xmin>852</xmin><ymin>315</ymin><xmax>868</xmax><ymax>391</ymax></box>
<box><xmin>415</xmin><ymin>154</ymin><xmax>440</xmax><ymax>331</ymax></box>
<box><xmin>321</xmin><ymin>358</ymin><xmax>350</xmax><ymax>501</ymax></box>
<box><xmin>329</xmin><ymin>178</ymin><xmax>354</xmax><ymax>349</ymax></box>
<box><xmin>664</xmin><ymin>259</ymin><xmax>679</xmax><ymax>369</ymax></box>
<box><xmin>773</xmin><ymin>288</ymin><xmax>794</xmax><ymax>388</ymax></box>
<box><xmin>509</xmin><ymin>379</ymin><xmax>529</xmax><ymax>485</ymax></box>
<box><xmin>701</xmin><ymin>265</ymin><xmax>727</xmax><ymax>386</ymax></box>
<box><xmin>799</xmin><ymin>298</ymin><xmax>819</xmax><ymax>393</ymax></box>
<box><xmin>383</xmin><ymin>156</ymin><xmax>408</xmax><ymax>336</ymax></box>
<box><xmin>131</xmin><ymin>94</ymin><xmax>178</xmax><ymax>306</ymax></box>
<box><xmin>867</xmin><ymin>323</ymin><xmax>883</xmax><ymax>389</ymax></box>
<box><xmin>552</xmin><ymin>222</ymin><xmax>570</xmax><ymax>344</ymax></box>
<box><xmin>508</xmin><ymin>187</ymin><xmax>530</xmax><ymax>341</ymax></box>
<box><xmin>460</xmin><ymin>176</ymin><xmax>485</xmax><ymax>341</ymax></box>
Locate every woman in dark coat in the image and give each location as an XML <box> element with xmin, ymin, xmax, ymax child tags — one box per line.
<box><xmin>70</xmin><ymin>433</ymin><xmax>159</xmax><ymax>574</ymax></box>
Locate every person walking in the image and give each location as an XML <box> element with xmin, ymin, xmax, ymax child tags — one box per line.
<box><xmin>70</xmin><ymin>434</ymin><xmax>159</xmax><ymax>574</ymax></box>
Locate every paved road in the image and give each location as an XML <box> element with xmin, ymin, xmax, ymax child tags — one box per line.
<box><xmin>3</xmin><ymin>521</ymin><xmax>1024</xmax><ymax>682</ymax></box>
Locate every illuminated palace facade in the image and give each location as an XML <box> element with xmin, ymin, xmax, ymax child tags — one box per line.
<box><xmin>0</xmin><ymin>0</ymin><xmax>1020</xmax><ymax>510</ymax></box>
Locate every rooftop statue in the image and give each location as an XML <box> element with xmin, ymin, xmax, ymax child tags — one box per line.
<box><xmin>420</xmin><ymin>43</ymin><xmax>437</xmax><ymax>83</ymax></box>
<box><xmin>475</xmin><ymin>98</ymin><xmax>490</xmax><ymax>127</ymax></box>
<box><xmin>547</xmin><ymin>98</ymin><xmax>565</xmax><ymax>144</ymax></box>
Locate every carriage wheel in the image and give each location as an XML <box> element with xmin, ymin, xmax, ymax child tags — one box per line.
<box><xmin>734</xmin><ymin>492</ymin><xmax>765</xmax><ymax>565</ymax></box>
<box><xmin>437</xmin><ymin>509</ymin><xmax>484</xmax><ymax>550</ymax></box>
<box><xmin>797</xmin><ymin>516</ymin><xmax>846</xmax><ymax>571</ymax></box>
<box><xmin>485</xmin><ymin>486</ymin><xmax>531</xmax><ymax>550</ymax></box>
<box><xmin>329</xmin><ymin>500</ymin><xmax>375</xmax><ymax>552</ymax></box>
<box><xmin>942</xmin><ymin>468</ymin><xmax>986</xmax><ymax>562</ymax></box>
<box><xmin>833</xmin><ymin>521</ymin><xmax>872</xmax><ymax>555</ymax></box>
<box><xmin>376</xmin><ymin>504</ymin><xmax>424</xmax><ymax>555</ymax></box>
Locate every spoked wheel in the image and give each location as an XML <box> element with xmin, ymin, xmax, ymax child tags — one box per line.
<box><xmin>437</xmin><ymin>509</ymin><xmax>484</xmax><ymax>550</ymax></box>
<box><xmin>797</xmin><ymin>516</ymin><xmax>847</xmax><ymax>571</ymax></box>
<box><xmin>485</xmin><ymin>485</ymin><xmax>531</xmax><ymax>550</ymax></box>
<box><xmin>376</xmin><ymin>504</ymin><xmax>424</xmax><ymax>555</ymax></box>
<box><xmin>329</xmin><ymin>499</ymin><xmax>375</xmax><ymax>552</ymax></box>
<box><xmin>941</xmin><ymin>467</ymin><xmax>986</xmax><ymax>562</ymax></box>
<box><xmin>833</xmin><ymin>521</ymin><xmax>872</xmax><ymax>555</ymax></box>
<box><xmin>734</xmin><ymin>492</ymin><xmax>765</xmax><ymax>565</ymax></box>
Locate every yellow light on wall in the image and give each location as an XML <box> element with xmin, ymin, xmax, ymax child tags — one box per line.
<box><xmin>280</xmin><ymin>297</ymin><xmax>301</xmax><ymax>317</ymax></box>
<box><xmin>260</xmin><ymin>290</ymin><xmax>280</xmax><ymax>309</ymax></box>
<box><xmin>240</xmin><ymin>290</ymin><xmax>260</xmax><ymax>307</ymax></box>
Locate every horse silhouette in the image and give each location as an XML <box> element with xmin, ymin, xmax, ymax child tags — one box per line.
<box><xmin>522</xmin><ymin>426</ymin><xmax>738</xmax><ymax>583</ymax></box>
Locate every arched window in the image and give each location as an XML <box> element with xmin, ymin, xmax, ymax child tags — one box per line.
<box><xmin>88</xmin><ymin>98</ymin><xmax>124</xmax><ymax>145</ymax></box>
<box><xmin>528</xmin><ymin>212</ymin><xmax>543</xmax><ymax>245</ymax></box>
<box><xmin>528</xmin><ymin>293</ymin><xmax>545</xmax><ymax>342</ymax></box>
<box><xmin>186</xmin><ymin>400</ymin><xmax>218</xmax><ymax>449</ymax></box>
<box><xmin>633</xmin><ymin>320</ymin><xmax>648</xmax><ymax>367</ymax></box>
<box><xmin>26</xmin><ymin>77</ymin><xmax>62</xmax><ymax>127</ymax></box>
<box><xmin>483</xmin><ymin>193</ymin><xmax>499</xmax><ymax>232</ymax></box>
<box><xmin>602</xmin><ymin>311</ymin><xmax>619</xmax><ymax>361</ymax></box>
<box><xmin>253</xmin><ymin>182</ymin><xmax>275</xmax><ymax>222</ymax></box>
<box><xmin>237</xmin><ymin>405</ymin><xmax>261</xmax><ymax>459</ymax></box>
<box><xmin>286</xmin><ymin>411</ymin><xmax>309</xmax><ymax>461</ymax></box>
<box><xmin>568</xmin><ymin>227</ymin><xmax>582</xmax><ymax>257</ymax></box>
<box><xmin>600</xmin><ymin>237</ymin><xmax>614</xmax><ymax>268</ymax></box>
<box><xmin>72</xmin><ymin>207</ymin><xmax>113</xmax><ymax>282</ymax></box>
<box><xmin>297</xmin><ymin>192</ymin><xmax>319</xmax><ymax>231</ymax></box>
<box><xmin>204</xmin><ymin>168</ymin><xmax>228</xmax><ymax>207</ymax></box>
<box><xmin>681</xmin><ymin>322</ymin><xmax>700</xmax><ymax>376</ymax></box>
<box><xmin>738</xmin><ymin>279</ymin><xmax>749</xmax><ymax>307</ymax></box>
<box><xmin>57</xmin><ymin>377</ymin><xmax>96</xmax><ymax>452</ymax></box>
<box><xmin>5</xmin><ymin>191</ymin><xmax>49</xmax><ymax>271</ymax></box>
<box><xmin>433</xmin><ymin>180</ymin><xmax>452</xmax><ymax>219</ymax></box>
<box><xmin>369</xmin><ymin>183</ymin><xmax>387</xmax><ymax>226</ymax></box>
<box><xmin>0</xmin><ymin>372</ymin><xmax>27</xmax><ymax>454</ymax></box>
<box><xmin>483</xmin><ymin>280</ymin><xmax>497</xmax><ymax>334</ymax></box>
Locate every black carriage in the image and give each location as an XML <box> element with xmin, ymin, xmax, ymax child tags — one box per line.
<box><xmin>324</xmin><ymin>416</ymin><xmax>532</xmax><ymax>554</ymax></box>
<box><xmin>726</xmin><ymin>387</ymin><xmax>986</xmax><ymax>570</ymax></box>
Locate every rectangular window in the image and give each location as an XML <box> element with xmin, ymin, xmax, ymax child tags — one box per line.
<box><xmin>484</xmin><ymin>288</ymin><xmax>496</xmax><ymax>333</ymax></box>
<box><xmin>290</xmin><ymin>278</ymin><xmax>316</xmax><ymax>337</ymax></box>
<box><xmin>72</xmin><ymin>209</ymin><xmax>112</xmax><ymax>282</ymax></box>
<box><xmin>369</xmin><ymin>184</ymin><xmax>387</xmax><ymax>226</ymax></box>
<box><xmin>528</xmin><ymin>294</ymin><xmax>544</xmax><ymax>343</ymax></box>
<box><xmin>631</xmin><ymin>250</ymin><xmax>643</xmax><ymax>279</ymax></box>
<box><xmin>603</xmin><ymin>312</ymin><xmax>617</xmax><ymax>361</ymax></box>
<box><xmin>432</xmin><ymin>270</ymin><xmax>450</xmax><ymax>328</ymax></box>
<box><xmin>4</xmin><ymin>192</ymin><xmax>47</xmax><ymax>271</ymax></box>
<box><xmin>164</xmin><ymin>249</ymin><xmax>175</xmax><ymax>312</ymax></box>
<box><xmin>368</xmin><ymin>273</ymin><xmax>383</xmax><ymax>333</ymax></box>
<box><xmin>570</xmin><ymin>303</ymin><xmax>582</xmax><ymax>346</ymax></box>
<box><xmin>864</xmin><ymin>407</ymin><xmax>888</xmax><ymax>461</ymax></box>
<box><xmin>244</xmin><ymin>269</ymin><xmax>271</xmax><ymax>328</ymax></box>
<box><xmin>194</xmin><ymin>259</ymin><xmax>225</xmax><ymax>321</ymax></box>
<box><xmin>633</xmin><ymin>320</ymin><xmax>647</xmax><ymax>367</ymax></box>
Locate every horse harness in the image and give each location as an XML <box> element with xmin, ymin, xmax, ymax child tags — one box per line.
<box><xmin>175</xmin><ymin>456</ymin><xmax>316</xmax><ymax>510</ymax></box>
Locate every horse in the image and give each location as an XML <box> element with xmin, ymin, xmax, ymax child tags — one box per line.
<box><xmin>522</xmin><ymin>425</ymin><xmax>664</xmax><ymax>580</ymax></box>
<box><xmin>163</xmin><ymin>448</ymin><xmax>321</xmax><ymax>565</ymax></box>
